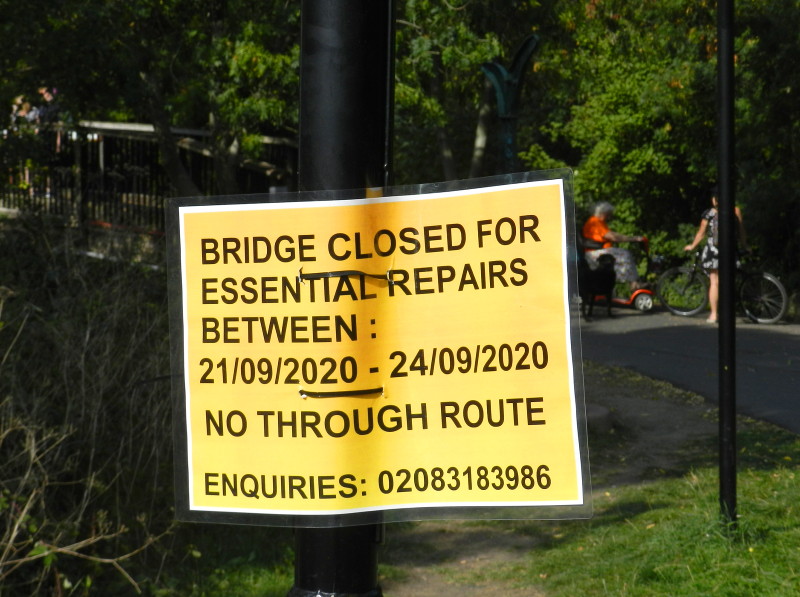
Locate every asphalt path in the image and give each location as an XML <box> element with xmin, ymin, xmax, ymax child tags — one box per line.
<box><xmin>579</xmin><ymin>307</ymin><xmax>800</xmax><ymax>434</ymax></box>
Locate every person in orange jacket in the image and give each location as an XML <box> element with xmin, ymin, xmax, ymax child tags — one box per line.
<box><xmin>582</xmin><ymin>201</ymin><xmax>646</xmax><ymax>290</ymax></box>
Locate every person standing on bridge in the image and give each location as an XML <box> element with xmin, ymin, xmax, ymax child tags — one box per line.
<box><xmin>683</xmin><ymin>188</ymin><xmax>748</xmax><ymax>323</ymax></box>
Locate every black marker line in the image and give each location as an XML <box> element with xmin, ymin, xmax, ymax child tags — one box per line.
<box><xmin>298</xmin><ymin>269</ymin><xmax>386</xmax><ymax>281</ymax></box>
<box><xmin>300</xmin><ymin>387</ymin><xmax>384</xmax><ymax>399</ymax></box>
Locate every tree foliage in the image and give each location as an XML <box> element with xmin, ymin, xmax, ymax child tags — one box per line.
<box><xmin>520</xmin><ymin>1</ymin><xmax>718</xmax><ymax>229</ymax></box>
<box><xmin>1</xmin><ymin>0</ymin><xmax>300</xmax><ymax>195</ymax></box>
<box><xmin>5</xmin><ymin>0</ymin><xmax>797</xmax><ymax>277</ymax></box>
<box><xmin>510</xmin><ymin>0</ymin><xmax>798</xmax><ymax>281</ymax></box>
<box><xmin>393</xmin><ymin>0</ymin><xmax>504</xmax><ymax>182</ymax></box>
<box><xmin>734</xmin><ymin>0</ymin><xmax>800</xmax><ymax>278</ymax></box>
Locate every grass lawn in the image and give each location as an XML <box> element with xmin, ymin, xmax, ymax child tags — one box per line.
<box><xmin>160</xmin><ymin>364</ymin><xmax>799</xmax><ymax>596</ymax></box>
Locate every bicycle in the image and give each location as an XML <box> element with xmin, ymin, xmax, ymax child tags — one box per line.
<box><xmin>656</xmin><ymin>250</ymin><xmax>788</xmax><ymax>324</ymax></box>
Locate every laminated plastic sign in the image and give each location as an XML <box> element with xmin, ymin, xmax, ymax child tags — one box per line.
<box><xmin>167</xmin><ymin>170</ymin><xmax>591</xmax><ymax>527</ymax></box>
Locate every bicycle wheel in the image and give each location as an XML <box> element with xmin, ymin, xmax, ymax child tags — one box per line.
<box><xmin>739</xmin><ymin>272</ymin><xmax>788</xmax><ymax>324</ymax></box>
<box><xmin>656</xmin><ymin>267</ymin><xmax>709</xmax><ymax>316</ymax></box>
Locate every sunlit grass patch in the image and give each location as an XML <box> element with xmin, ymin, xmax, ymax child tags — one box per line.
<box><xmin>475</xmin><ymin>420</ymin><xmax>800</xmax><ymax>596</ymax></box>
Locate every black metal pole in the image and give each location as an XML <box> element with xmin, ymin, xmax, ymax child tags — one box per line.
<box><xmin>298</xmin><ymin>0</ymin><xmax>394</xmax><ymax>192</ymax></box>
<box><xmin>717</xmin><ymin>0</ymin><xmax>737</xmax><ymax>524</ymax></box>
<box><xmin>289</xmin><ymin>1</ymin><xmax>394</xmax><ymax>595</ymax></box>
<box><xmin>288</xmin><ymin>525</ymin><xmax>383</xmax><ymax>597</ymax></box>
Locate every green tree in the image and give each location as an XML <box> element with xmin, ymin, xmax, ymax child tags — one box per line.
<box><xmin>516</xmin><ymin>0</ymin><xmax>798</xmax><ymax>284</ymax></box>
<box><xmin>2</xmin><ymin>0</ymin><xmax>797</xmax><ymax>279</ymax></box>
<box><xmin>394</xmin><ymin>0</ymin><xmax>499</xmax><ymax>183</ymax></box>
<box><xmin>735</xmin><ymin>0</ymin><xmax>800</xmax><ymax>280</ymax></box>
<box><xmin>1</xmin><ymin>0</ymin><xmax>300</xmax><ymax>195</ymax></box>
<box><xmin>520</xmin><ymin>0</ymin><xmax>719</xmax><ymax>236</ymax></box>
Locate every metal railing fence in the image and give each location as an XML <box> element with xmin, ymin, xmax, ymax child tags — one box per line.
<box><xmin>1</xmin><ymin>121</ymin><xmax>297</xmax><ymax>232</ymax></box>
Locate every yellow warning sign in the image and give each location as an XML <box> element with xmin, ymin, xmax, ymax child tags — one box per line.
<box><xmin>172</xmin><ymin>177</ymin><xmax>586</xmax><ymax>519</ymax></box>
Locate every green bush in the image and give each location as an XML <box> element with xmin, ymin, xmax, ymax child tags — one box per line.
<box><xmin>0</xmin><ymin>216</ymin><xmax>296</xmax><ymax>595</ymax></box>
<box><xmin>0</xmin><ymin>215</ymin><xmax>175</xmax><ymax>593</ymax></box>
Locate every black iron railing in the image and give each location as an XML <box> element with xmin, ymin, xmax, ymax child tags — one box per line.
<box><xmin>1</xmin><ymin>121</ymin><xmax>297</xmax><ymax>232</ymax></box>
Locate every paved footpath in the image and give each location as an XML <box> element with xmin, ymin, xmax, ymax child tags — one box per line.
<box><xmin>579</xmin><ymin>308</ymin><xmax>800</xmax><ymax>434</ymax></box>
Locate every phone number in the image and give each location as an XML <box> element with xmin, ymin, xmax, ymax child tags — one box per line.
<box><xmin>377</xmin><ymin>464</ymin><xmax>551</xmax><ymax>494</ymax></box>
<box><xmin>389</xmin><ymin>342</ymin><xmax>548</xmax><ymax>377</ymax></box>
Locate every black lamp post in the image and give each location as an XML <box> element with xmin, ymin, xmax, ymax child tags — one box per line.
<box><xmin>289</xmin><ymin>1</ymin><xmax>394</xmax><ymax>595</ymax></box>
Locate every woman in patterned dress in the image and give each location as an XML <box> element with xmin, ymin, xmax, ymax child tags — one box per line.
<box><xmin>683</xmin><ymin>190</ymin><xmax>748</xmax><ymax>323</ymax></box>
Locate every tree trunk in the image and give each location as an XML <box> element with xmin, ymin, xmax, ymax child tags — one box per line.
<box><xmin>210</xmin><ymin>120</ymin><xmax>241</xmax><ymax>195</ymax></box>
<box><xmin>469</xmin><ymin>81</ymin><xmax>494</xmax><ymax>179</ymax></box>
<box><xmin>141</xmin><ymin>72</ymin><xmax>202</xmax><ymax>197</ymax></box>
<box><xmin>430</xmin><ymin>56</ymin><xmax>457</xmax><ymax>181</ymax></box>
